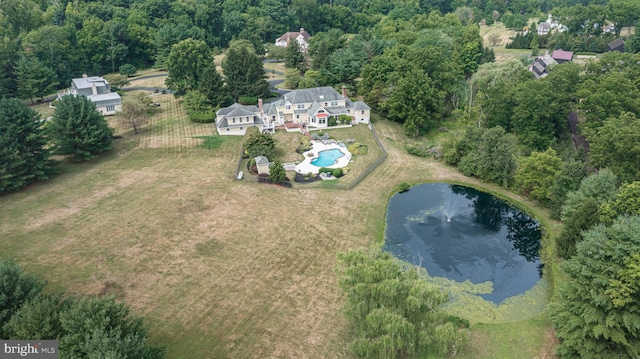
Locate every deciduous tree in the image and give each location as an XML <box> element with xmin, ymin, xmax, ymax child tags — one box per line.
<box><xmin>337</xmin><ymin>249</ymin><xmax>468</xmax><ymax>358</ymax></box>
<box><xmin>599</xmin><ymin>181</ymin><xmax>640</xmax><ymax>225</ymax></box>
<box><xmin>515</xmin><ymin>148</ymin><xmax>563</xmax><ymax>205</ymax></box>
<box><xmin>120</xmin><ymin>96</ymin><xmax>149</xmax><ymax>134</ymax></box>
<box><xmin>584</xmin><ymin>112</ymin><xmax>640</xmax><ymax>183</ymax></box>
<box><xmin>165</xmin><ymin>38</ymin><xmax>212</xmax><ymax>97</ymax></box>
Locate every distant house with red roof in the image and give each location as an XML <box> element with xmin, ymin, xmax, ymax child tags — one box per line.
<box><xmin>551</xmin><ymin>49</ymin><xmax>574</xmax><ymax>63</ymax></box>
<box><xmin>275</xmin><ymin>28</ymin><xmax>311</xmax><ymax>52</ymax></box>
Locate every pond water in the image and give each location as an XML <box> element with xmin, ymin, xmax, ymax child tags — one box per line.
<box><xmin>384</xmin><ymin>183</ymin><xmax>542</xmax><ymax>305</ymax></box>
<box><xmin>311</xmin><ymin>149</ymin><xmax>345</xmax><ymax>167</ymax></box>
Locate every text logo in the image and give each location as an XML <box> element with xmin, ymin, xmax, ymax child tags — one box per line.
<box><xmin>0</xmin><ymin>341</ymin><xmax>58</xmax><ymax>358</ymax></box>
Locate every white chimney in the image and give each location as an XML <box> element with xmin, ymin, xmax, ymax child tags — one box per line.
<box><xmin>91</xmin><ymin>82</ymin><xmax>97</xmax><ymax>95</ymax></box>
<box><xmin>342</xmin><ymin>85</ymin><xmax>347</xmax><ymax>98</ymax></box>
<box><xmin>300</xmin><ymin>28</ymin><xmax>304</xmax><ymax>33</ymax></box>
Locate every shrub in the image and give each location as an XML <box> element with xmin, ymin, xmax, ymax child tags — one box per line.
<box><xmin>396</xmin><ymin>182</ymin><xmax>411</xmax><ymax>193</ymax></box>
<box><xmin>347</xmin><ymin>143</ymin><xmax>368</xmax><ymax>155</ymax></box>
<box><xmin>296</xmin><ymin>136</ymin><xmax>312</xmax><ymax>153</ymax></box>
<box><xmin>188</xmin><ymin>111</ymin><xmax>216</xmax><ymax>123</ymax></box>
<box><xmin>338</xmin><ymin>114</ymin><xmax>352</xmax><ymax>125</ymax></box>
<box><xmin>119</xmin><ymin>64</ymin><xmax>136</xmax><ymax>77</ymax></box>
<box><xmin>332</xmin><ymin>168</ymin><xmax>343</xmax><ymax>177</ymax></box>
<box><xmin>406</xmin><ymin>143</ymin><xmax>430</xmax><ymax>157</ymax></box>
<box><xmin>183</xmin><ymin>90</ymin><xmax>216</xmax><ymax>123</ymax></box>
<box><xmin>318</xmin><ymin>167</ymin><xmax>333</xmax><ymax>174</ymax></box>
<box><xmin>328</xmin><ymin>117</ymin><xmax>338</xmax><ymax>126</ymax></box>
<box><xmin>238</xmin><ymin>96</ymin><xmax>257</xmax><ymax>105</ymax></box>
<box><xmin>312</xmin><ymin>131</ymin><xmax>330</xmax><ymax>141</ymax></box>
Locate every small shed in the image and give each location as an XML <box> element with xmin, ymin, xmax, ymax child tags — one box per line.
<box><xmin>254</xmin><ymin>156</ymin><xmax>271</xmax><ymax>175</ymax></box>
<box><xmin>607</xmin><ymin>38</ymin><xmax>625</xmax><ymax>53</ymax></box>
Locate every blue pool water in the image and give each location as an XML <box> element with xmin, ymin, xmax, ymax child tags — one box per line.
<box><xmin>311</xmin><ymin>149</ymin><xmax>345</xmax><ymax>167</ymax></box>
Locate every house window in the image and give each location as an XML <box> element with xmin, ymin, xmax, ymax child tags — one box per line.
<box><xmin>106</xmin><ymin>105</ymin><xmax>115</xmax><ymax>112</ymax></box>
<box><xmin>319</xmin><ymin>119</ymin><xmax>326</xmax><ymax>124</ymax></box>
<box><xmin>240</xmin><ymin>127</ymin><xmax>243</xmax><ymax>130</ymax></box>
<box><xmin>232</xmin><ymin>118</ymin><xmax>236</xmax><ymax>124</ymax></box>
<box><xmin>330</xmin><ymin>101</ymin><xmax>338</xmax><ymax>106</ymax></box>
<box><xmin>297</xmin><ymin>104</ymin><xmax>304</xmax><ymax>109</ymax></box>
<box><xmin>324</xmin><ymin>102</ymin><xmax>328</xmax><ymax>106</ymax></box>
<box><xmin>296</xmin><ymin>115</ymin><xmax>299</xmax><ymax>119</ymax></box>
<box><xmin>318</xmin><ymin>109</ymin><xmax>324</xmax><ymax>113</ymax></box>
<box><xmin>226</xmin><ymin>128</ymin><xmax>229</xmax><ymax>131</ymax></box>
<box><xmin>361</xmin><ymin>110</ymin><xmax>365</xmax><ymax>114</ymax></box>
<box><xmin>285</xmin><ymin>104</ymin><xmax>291</xmax><ymax>110</ymax></box>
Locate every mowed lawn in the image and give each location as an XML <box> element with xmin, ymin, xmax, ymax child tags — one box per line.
<box><xmin>1</xmin><ymin>93</ymin><xmax>557</xmax><ymax>358</ymax></box>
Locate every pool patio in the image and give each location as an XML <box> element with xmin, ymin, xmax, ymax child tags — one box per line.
<box><xmin>295</xmin><ymin>141</ymin><xmax>352</xmax><ymax>174</ymax></box>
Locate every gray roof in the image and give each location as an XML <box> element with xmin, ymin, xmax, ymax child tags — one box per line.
<box><xmin>533</xmin><ymin>62</ymin><xmax>546</xmax><ymax>75</ymax></box>
<box><xmin>255</xmin><ymin>155</ymin><xmax>269</xmax><ymax>165</ymax></box>
<box><xmin>217</xmin><ymin>103</ymin><xmax>258</xmax><ymax>117</ymax></box>
<box><xmin>327</xmin><ymin>108</ymin><xmax>349</xmax><ymax>115</ymax></box>
<box><xmin>89</xmin><ymin>92</ymin><xmax>121</xmax><ymax>102</ymax></box>
<box><xmin>608</xmin><ymin>38</ymin><xmax>625</xmax><ymax>51</ymax></box>
<box><xmin>72</xmin><ymin>76</ymin><xmax>108</xmax><ymax>90</ymax></box>
<box><xmin>307</xmin><ymin>101</ymin><xmax>323</xmax><ymax>115</ymax></box>
<box><xmin>283</xmin><ymin>86</ymin><xmax>343</xmax><ymax>104</ymax></box>
<box><xmin>354</xmin><ymin>101</ymin><xmax>370</xmax><ymax>110</ymax></box>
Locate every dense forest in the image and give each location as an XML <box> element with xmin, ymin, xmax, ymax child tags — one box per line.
<box><xmin>3</xmin><ymin>0</ymin><xmax>640</xmax><ymax>358</ymax></box>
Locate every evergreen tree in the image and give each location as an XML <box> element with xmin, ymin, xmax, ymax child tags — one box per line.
<box><xmin>0</xmin><ymin>98</ymin><xmax>57</xmax><ymax>193</ymax></box>
<box><xmin>557</xmin><ymin>169</ymin><xmax>618</xmax><ymax>258</ymax></box>
<box><xmin>222</xmin><ymin>42</ymin><xmax>270</xmax><ymax>101</ymax></box>
<box><xmin>48</xmin><ymin>95</ymin><xmax>114</xmax><ymax>162</ymax></box>
<box><xmin>551</xmin><ymin>216</ymin><xmax>640</xmax><ymax>358</ymax></box>
<box><xmin>198</xmin><ymin>64</ymin><xmax>232</xmax><ymax>108</ymax></box>
<box><xmin>284</xmin><ymin>40</ymin><xmax>304</xmax><ymax>70</ymax></box>
<box><xmin>269</xmin><ymin>159</ymin><xmax>287</xmax><ymax>184</ymax></box>
<box><xmin>14</xmin><ymin>56</ymin><xmax>59</xmax><ymax>103</ymax></box>
<box><xmin>0</xmin><ymin>259</ymin><xmax>45</xmax><ymax>337</ymax></box>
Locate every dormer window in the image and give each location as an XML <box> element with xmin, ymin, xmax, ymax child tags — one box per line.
<box><xmin>285</xmin><ymin>104</ymin><xmax>291</xmax><ymax>110</ymax></box>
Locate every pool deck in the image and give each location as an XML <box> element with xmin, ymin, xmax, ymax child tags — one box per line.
<box><xmin>295</xmin><ymin>141</ymin><xmax>352</xmax><ymax>174</ymax></box>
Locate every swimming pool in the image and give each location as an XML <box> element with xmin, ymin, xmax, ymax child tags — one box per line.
<box><xmin>311</xmin><ymin>149</ymin><xmax>345</xmax><ymax>167</ymax></box>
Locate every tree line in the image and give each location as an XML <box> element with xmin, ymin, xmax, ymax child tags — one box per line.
<box><xmin>0</xmin><ymin>259</ymin><xmax>165</xmax><ymax>358</ymax></box>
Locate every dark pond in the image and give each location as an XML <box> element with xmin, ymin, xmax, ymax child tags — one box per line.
<box><xmin>384</xmin><ymin>183</ymin><xmax>542</xmax><ymax>304</ymax></box>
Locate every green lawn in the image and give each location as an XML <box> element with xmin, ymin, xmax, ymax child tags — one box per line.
<box><xmin>2</xmin><ymin>95</ymin><xmax>560</xmax><ymax>358</ymax></box>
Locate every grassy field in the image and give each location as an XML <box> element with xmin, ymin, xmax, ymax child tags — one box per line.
<box><xmin>1</xmin><ymin>93</ymin><xmax>559</xmax><ymax>358</ymax></box>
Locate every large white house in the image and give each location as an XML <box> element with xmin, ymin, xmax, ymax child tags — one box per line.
<box><xmin>274</xmin><ymin>28</ymin><xmax>311</xmax><ymax>52</ymax></box>
<box><xmin>60</xmin><ymin>75</ymin><xmax>122</xmax><ymax>115</ymax></box>
<box><xmin>215</xmin><ymin>86</ymin><xmax>370</xmax><ymax>136</ymax></box>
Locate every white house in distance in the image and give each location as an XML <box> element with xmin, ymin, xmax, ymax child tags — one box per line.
<box><xmin>275</xmin><ymin>28</ymin><xmax>311</xmax><ymax>52</ymax></box>
<box><xmin>215</xmin><ymin>86</ymin><xmax>371</xmax><ymax>136</ymax></box>
<box><xmin>60</xmin><ymin>75</ymin><xmax>122</xmax><ymax>115</ymax></box>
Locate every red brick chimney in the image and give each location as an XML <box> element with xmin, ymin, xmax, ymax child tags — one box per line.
<box><xmin>342</xmin><ymin>85</ymin><xmax>347</xmax><ymax>98</ymax></box>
